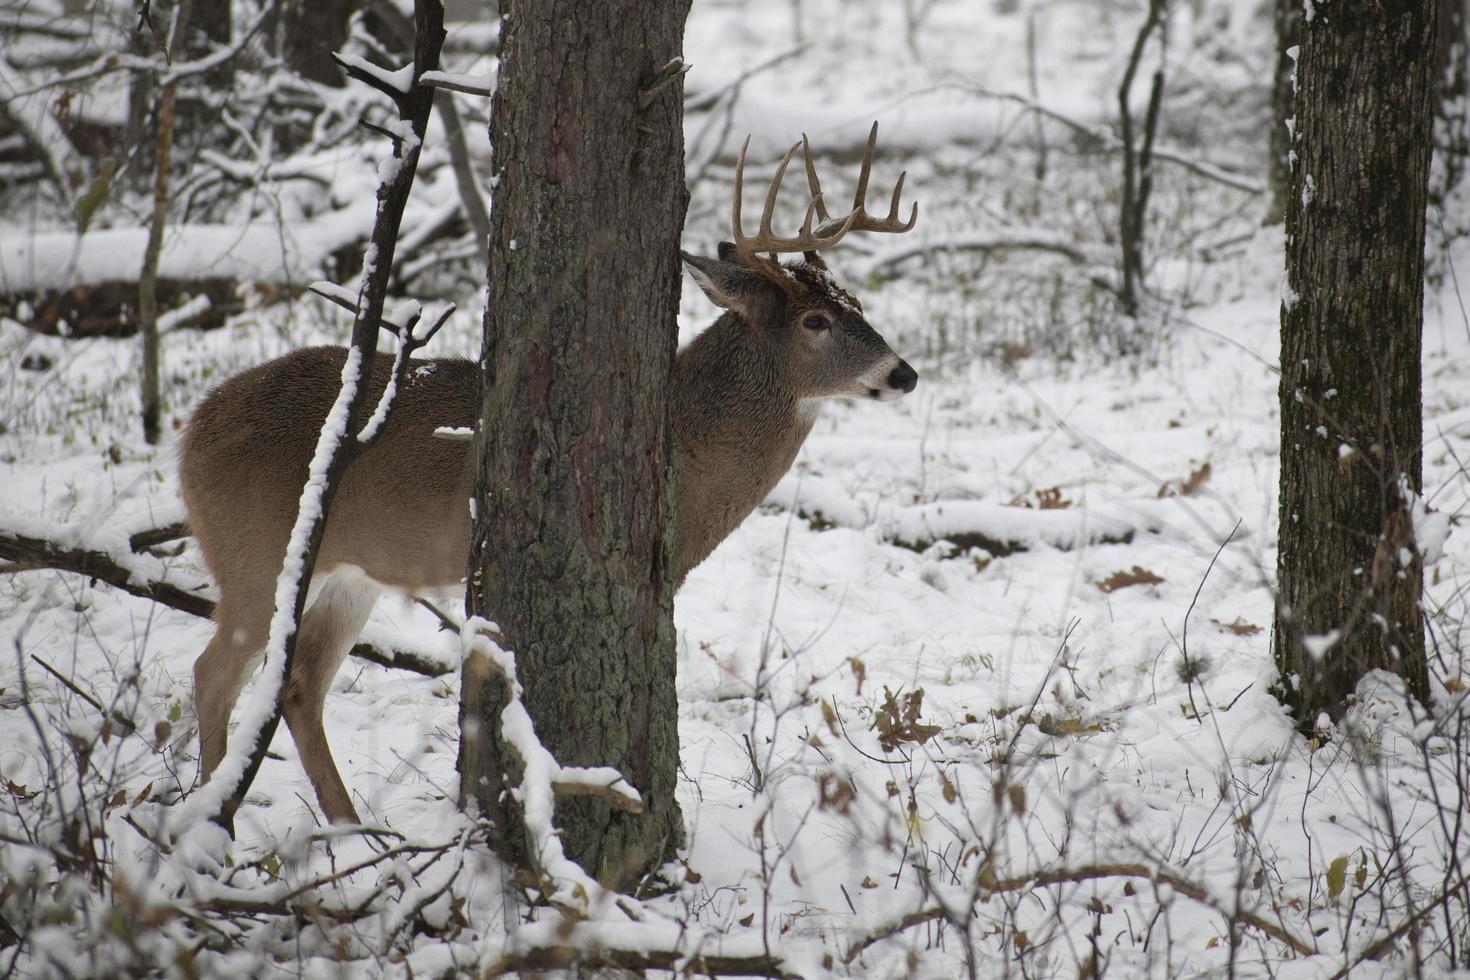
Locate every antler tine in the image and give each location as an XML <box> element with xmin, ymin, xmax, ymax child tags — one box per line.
<box><xmin>730</xmin><ymin>124</ymin><xmax>909</xmax><ymax>263</ymax></box>
<box><xmin>850</xmin><ymin>120</ymin><xmax>879</xmax><ymax>213</ymax></box>
<box><xmin>886</xmin><ymin>171</ymin><xmax>919</xmax><ymax>231</ymax></box>
<box><xmin>732</xmin><ymin>134</ymin><xmax>752</xmax><ymax>243</ymax></box>
<box><xmin>759</xmin><ymin>142</ymin><xmax>802</xmax><ymax>245</ymax></box>
<box><xmin>801</xmin><ymin>134</ymin><xmax>831</xmax><ymax>225</ymax></box>
<box><xmin>798</xmin><ymin>193</ymin><xmax>824</xmax><ymax>238</ymax></box>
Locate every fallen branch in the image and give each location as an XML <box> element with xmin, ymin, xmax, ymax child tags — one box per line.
<box><xmin>845</xmin><ymin>862</ymin><xmax>1317</xmax><ymax>964</ymax></box>
<box><xmin>481</xmin><ymin>945</ymin><xmax>799</xmax><ymax>979</ymax></box>
<box><xmin>0</xmin><ymin>524</ymin><xmax>452</xmax><ymax>677</ymax></box>
<box><xmin>0</xmin><ymin>525</ymin><xmax>214</xmax><ymax>618</ymax></box>
<box><xmin>128</xmin><ymin>521</ymin><xmax>191</xmax><ymax>553</ymax></box>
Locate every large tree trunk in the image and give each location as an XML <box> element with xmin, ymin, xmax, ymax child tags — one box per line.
<box><xmin>458</xmin><ymin>1</ymin><xmax>691</xmax><ymax>889</ymax></box>
<box><xmin>1274</xmin><ymin>1</ymin><xmax>1435</xmax><ymax>725</ymax></box>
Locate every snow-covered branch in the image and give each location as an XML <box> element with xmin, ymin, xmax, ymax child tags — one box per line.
<box><xmin>0</xmin><ymin>517</ymin><xmax>453</xmax><ymax>677</ymax></box>
<box><xmin>461</xmin><ymin>621</ymin><xmax>642</xmax><ymax>910</ymax></box>
<box><xmin>418</xmin><ymin>69</ymin><xmax>494</xmax><ymax>97</ymax></box>
<box><xmin>171</xmin><ymin>0</ymin><xmax>450</xmax><ymax>835</ymax></box>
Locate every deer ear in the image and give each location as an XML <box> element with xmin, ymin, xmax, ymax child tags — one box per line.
<box><xmin>681</xmin><ymin>250</ymin><xmax>777</xmax><ymax>313</ymax></box>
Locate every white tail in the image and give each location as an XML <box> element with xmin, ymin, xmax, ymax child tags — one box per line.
<box><xmin>181</xmin><ymin>124</ymin><xmax>919</xmax><ymax>823</ymax></box>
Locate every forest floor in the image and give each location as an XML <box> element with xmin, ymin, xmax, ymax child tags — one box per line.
<box><xmin>3</xmin><ymin>0</ymin><xmax>1470</xmax><ymax>976</ymax></box>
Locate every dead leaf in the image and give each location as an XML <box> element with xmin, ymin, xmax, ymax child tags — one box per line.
<box><xmin>1158</xmin><ymin>461</ymin><xmax>1212</xmax><ymax>498</ymax></box>
<box><xmin>1008</xmin><ymin>486</ymin><xmax>1072</xmax><ymax>510</ymax></box>
<box><xmin>1097</xmin><ymin>566</ymin><xmax>1165</xmax><ymax>593</ymax></box>
<box><xmin>872</xmin><ymin>687</ymin><xmax>941</xmax><ymax>752</ymax></box>
<box><xmin>1035</xmin><ymin>486</ymin><xmax>1072</xmax><ymax>510</ymax></box>
<box><xmin>820</xmin><ymin>699</ymin><xmax>840</xmax><ymax>737</ymax></box>
<box><xmin>1211</xmin><ymin>616</ymin><xmax>1261</xmax><ymax>636</ymax></box>
<box><xmin>1035</xmin><ymin>714</ymin><xmax>1108</xmax><ymax>736</ymax></box>
<box><xmin>817</xmin><ymin>771</ymin><xmax>858</xmax><ymax>814</ymax></box>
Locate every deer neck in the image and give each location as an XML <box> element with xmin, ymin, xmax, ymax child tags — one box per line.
<box><xmin>671</xmin><ymin>312</ymin><xmax>817</xmax><ymax>582</ymax></box>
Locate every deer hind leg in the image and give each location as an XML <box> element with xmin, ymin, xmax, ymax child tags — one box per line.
<box><xmin>195</xmin><ymin>602</ymin><xmax>268</xmax><ymax>784</ymax></box>
<box><xmin>281</xmin><ymin>568</ymin><xmax>379</xmax><ymax>824</ymax></box>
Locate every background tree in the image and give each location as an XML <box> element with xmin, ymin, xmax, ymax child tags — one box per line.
<box><xmin>1264</xmin><ymin>0</ymin><xmax>1301</xmax><ymax>225</ymax></box>
<box><xmin>1433</xmin><ymin>0</ymin><xmax>1469</xmax><ymax>224</ymax></box>
<box><xmin>458</xmin><ymin>2</ymin><xmax>691</xmax><ymax>889</ymax></box>
<box><xmin>1274</xmin><ymin>0</ymin><xmax>1436</xmax><ymax>725</ymax></box>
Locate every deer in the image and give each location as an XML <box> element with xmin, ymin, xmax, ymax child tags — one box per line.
<box><xmin>180</xmin><ymin>123</ymin><xmax>919</xmax><ymax>825</ymax></box>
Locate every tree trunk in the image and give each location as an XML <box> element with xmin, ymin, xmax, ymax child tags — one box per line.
<box><xmin>458</xmin><ymin>1</ymin><xmax>691</xmax><ymax>890</ymax></box>
<box><xmin>1264</xmin><ymin>0</ymin><xmax>1301</xmax><ymax>225</ymax></box>
<box><xmin>138</xmin><ymin>0</ymin><xmax>194</xmax><ymax>446</ymax></box>
<box><xmin>1274</xmin><ymin>0</ymin><xmax>1435</xmax><ymax>726</ymax></box>
<box><xmin>283</xmin><ymin>0</ymin><xmax>357</xmax><ymax>86</ymax></box>
<box><xmin>1433</xmin><ymin>0</ymin><xmax>1469</xmax><ymax>216</ymax></box>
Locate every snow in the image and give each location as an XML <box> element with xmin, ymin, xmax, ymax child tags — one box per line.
<box><xmin>3</xmin><ymin>0</ymin><xmax>1470</xmax><ymax>976</ymax></box>
<box><xmin>419</xmin><ymin>69</ymin><xmax>494</xmax><ymax>96</ymax></box>
<box><xmin>333</xmin><ymin>52</ymin><xmax>414</xmax><ymax>95</ymax></box>
<box><xmin>1302</xmin><ymin>629</ymin><xmax>1342</xmax><ymax>661</ymax></box>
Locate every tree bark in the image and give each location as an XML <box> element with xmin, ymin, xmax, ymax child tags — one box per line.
<box><xmin>1264</xmin><ymin>0</ymin><xmax>1302</xmax><ymax>225</ymax></box>
<box><xmin>1274</xmin><ymin>0</ymin><xmax>1435</xmax><ymax>725</ymax></box>
<box><xmin>283</xmin><ymin>0</ymin><xmax>358</xmax><ymax>86</ymax></box>
<box><xmin>458</xmin><ymin>2</ymin><xmax>691</xmax><ymax>889</ymax></box>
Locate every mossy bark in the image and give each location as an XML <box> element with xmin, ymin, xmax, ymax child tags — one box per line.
<box><xmin>1274</xmin><ymin>0</ymin><xmax>1435</xmax><ymax>725</ymax></box>
<box><xmin>459</xmin><ymin>0</ymin><xmax>691</xmax><ymax>889</ymax></box>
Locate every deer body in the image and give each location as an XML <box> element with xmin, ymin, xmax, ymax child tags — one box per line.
<box><xmin>184</xmin><ymin>124</ymin><xmax>919</xmax><ymax>823</ymax></box>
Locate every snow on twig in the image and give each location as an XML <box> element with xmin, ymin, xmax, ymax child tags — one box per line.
<box><xmin>333</xmin><ymin>52</ymin><xmax>415</xmax><ymax>97</ymax></box>
<box><xmin>418</xmin><ymin>69</ymin><xmax>495</xmax><ymax>97</ymax></box>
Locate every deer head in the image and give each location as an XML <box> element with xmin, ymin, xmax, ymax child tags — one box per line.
<box><xmin>679</xmin><ymin>122</ymin><xmax>919</xmax><ymax>407</ymax></box>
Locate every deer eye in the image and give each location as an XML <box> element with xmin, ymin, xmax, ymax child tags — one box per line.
<box><xmin>802</xmin><ymin>313</ymin><xmax>830</xmax><ymax>331</ymax></box>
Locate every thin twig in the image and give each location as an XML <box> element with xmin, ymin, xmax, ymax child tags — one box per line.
<box><xmin>846</xmin><ymin>862</ymin><xmax>1317</xmax><ymax>963</ymax></box>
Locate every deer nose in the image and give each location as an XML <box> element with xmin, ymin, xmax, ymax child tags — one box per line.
<box><xmin>888</xmin><ymin>359</ymin><xmax>918</xmax><ymax>394</ymax></box>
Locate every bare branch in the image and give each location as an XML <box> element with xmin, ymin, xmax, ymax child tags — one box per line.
<box><xmin>845</xmin><ymin>863</ymin><xmax>1318</xmax><ymax>964</ymax></box>
<box><xmin>0</xmin><ymin>523</ymin><xmax>453</xmax><ymax>677</ymax></box>
<box><xmin>419</xmin><ymin>70</ymin><xmax>494</xmax><ymax>97</ymax></box>
<box><xmin>0</xmin><ymin>524</ymin><xmax>213</xmax><ymax>619</ymax></box>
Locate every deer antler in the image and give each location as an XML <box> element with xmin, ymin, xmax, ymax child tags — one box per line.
<box><xmin>731</xmin><ymin>121</ymin><xmax>917</xmax><ymax>270</ymax></box>
<box><xmin>806</xmin><ymin>122</ymin><xmax>918</xmax><ymax>240</ymax></box>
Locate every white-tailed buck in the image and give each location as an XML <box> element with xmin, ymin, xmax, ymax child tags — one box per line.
<box><xmin>181</xmin><ymin>124</ymin><xmax>919</xmax><ymax>823</ymax></box>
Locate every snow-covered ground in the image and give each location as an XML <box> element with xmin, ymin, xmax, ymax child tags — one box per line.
<box><xmin>3</xmin><ymin>0</ymin><xmax>1469</xmax><ymax>976</ymax></box>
